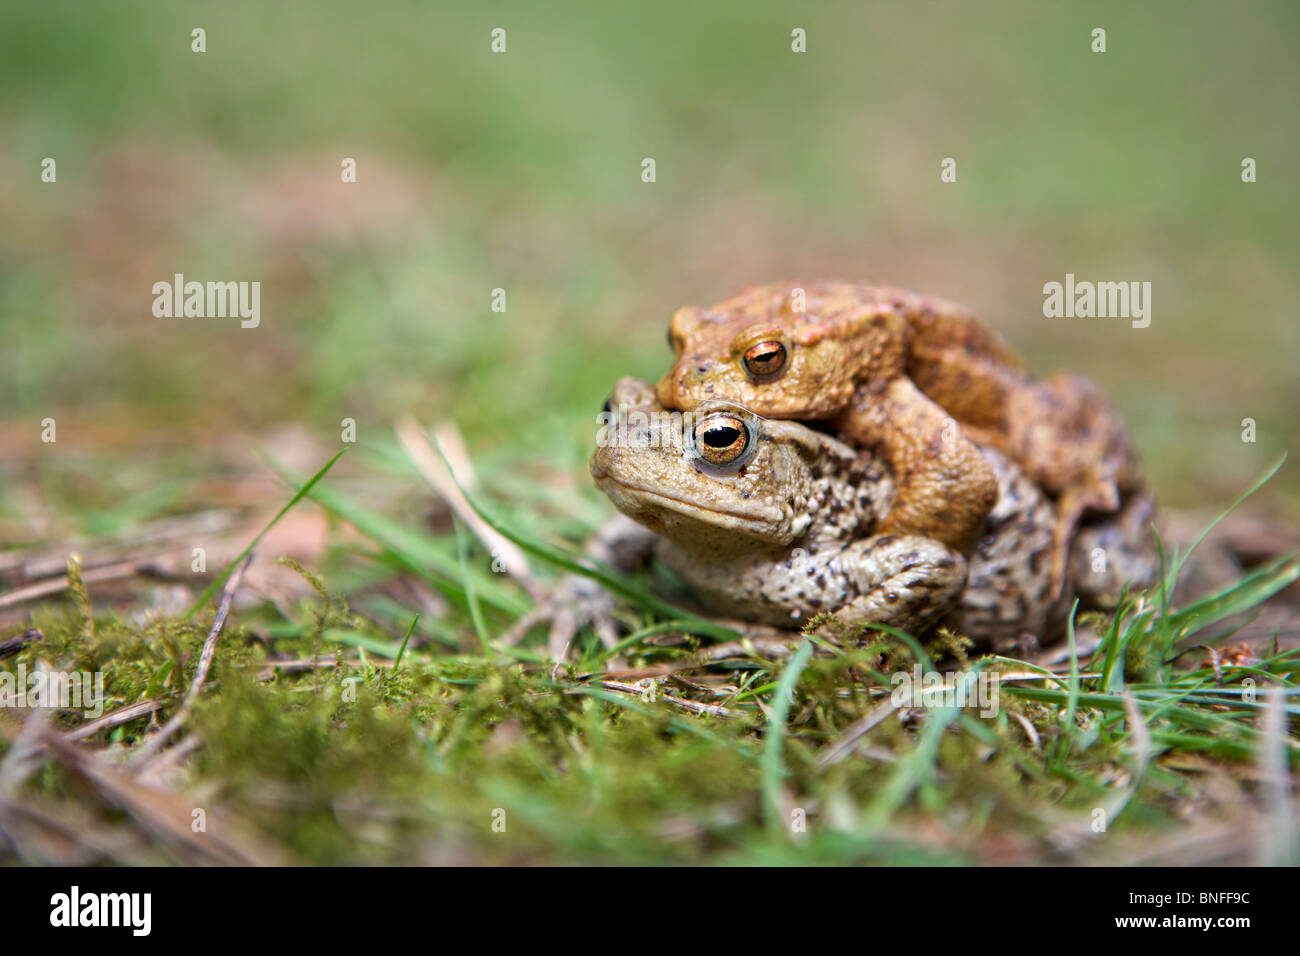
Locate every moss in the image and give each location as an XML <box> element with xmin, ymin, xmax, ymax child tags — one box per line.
<box><xmin>4</xmin><ymin>536</ymin><xmax>1294</xmax><ymax>865</ymax></box>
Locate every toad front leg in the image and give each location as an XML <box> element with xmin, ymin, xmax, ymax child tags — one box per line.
<box><xmin>500</xmin><ymin>514</ymin><xmax>656</xmax><ymax>660</ymax></box>
<box><xmin>832</xmin><ymin>533</ymin><xmax>970</xmax><ymax>637</ymax></box>
<box><xmin>838</xmin><ymin>376</ymin><xmax>998</xmax><ymax>555</ymax></box>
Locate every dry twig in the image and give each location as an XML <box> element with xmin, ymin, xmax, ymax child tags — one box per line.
<box><xmin>127</xmin><ymin>552</ymin><xmax>254</xmax><ymax>769</ymax></box>
<box><xmin>0</xmin><ymin>559</ymin><xmax>166</xmax><ymax>610</ymax></box>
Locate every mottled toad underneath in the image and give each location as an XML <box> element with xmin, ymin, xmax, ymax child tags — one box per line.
<box><xmin>592</xmin><ymin>378</ymin><xmax>1156</xmax><ymax>649</ymax></box>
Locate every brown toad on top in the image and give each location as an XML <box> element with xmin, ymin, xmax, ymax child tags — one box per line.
<box><xmin>656</xmin><ymin>280</ymin><xmax>1144</xmax><ymax>588</ymax></box>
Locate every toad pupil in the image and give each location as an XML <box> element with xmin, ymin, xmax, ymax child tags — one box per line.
<box><xmin>702</xmin><ymin>424</ymin><xmax>740</xmax><ymax>448</ymax></box>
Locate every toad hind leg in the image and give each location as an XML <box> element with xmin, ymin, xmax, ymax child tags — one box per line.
<box><xmin>838</xmin><ymin>376</ymin><xmax>998</xmax><ymax>555</ymax></box>
<box><xmin>1004</xmin><ymin>374</ymin><xmax>1144</xmax><ymax>593</ymax></box>
<box><xmin>1068</xmin><ymin>490</ymin><xmax>1159</xmax><ymax>609</ymax></box>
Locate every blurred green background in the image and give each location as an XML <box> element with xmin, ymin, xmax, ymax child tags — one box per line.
<box><xmin>2</xmin><ymin>0</ymin><xmax>1297</xmax><ymax>531</ymax></box>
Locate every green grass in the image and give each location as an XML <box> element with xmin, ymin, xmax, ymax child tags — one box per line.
<box><xmin>1</xmin><ymin>442</ymin><xmax>1296</xmax><ymax>865</ymax></box>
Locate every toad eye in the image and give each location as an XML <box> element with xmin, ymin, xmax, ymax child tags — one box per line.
<box><xmin>691</xmin><ymin>413</ymin><xmax>753</xmax><ymax>468</ymax></box>
<box><xmin>742</xmin><ymin>339</ymin><xmax>788</xmax><ymax>379</ymax></box>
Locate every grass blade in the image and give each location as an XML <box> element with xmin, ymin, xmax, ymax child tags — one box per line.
<box><xmin>186</xmin><ymin>448</ymin><xmax>348</xmax><ymax>618</ymax></box>
<box><xmin>761</xmin><ymin>638</ymin><xmax>814</xmax><ymax>835</ymax></box>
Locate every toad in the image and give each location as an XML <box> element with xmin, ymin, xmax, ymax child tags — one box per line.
<box><xmin>590</xmin><ymin>378</ymin><xmax>1156</xmax><ymax>649</ymax></box>
<box><xmin>656</xmin><ymin>281</ymin><xmax>1144</xmax><ymax>589</ymax></box>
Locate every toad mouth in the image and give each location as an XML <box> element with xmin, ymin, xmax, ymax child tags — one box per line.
<box><xmin>592</xmin><ymin>475</ymin><xmax>781</xmax><ymax>534</ymax></box>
